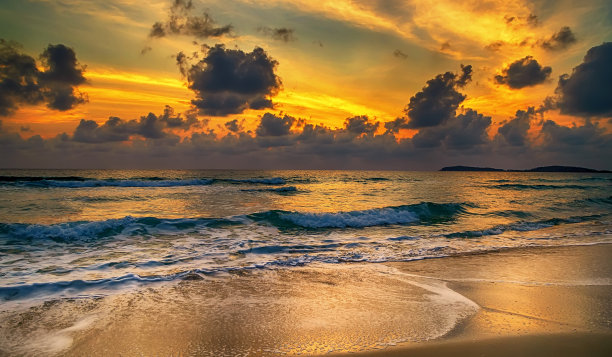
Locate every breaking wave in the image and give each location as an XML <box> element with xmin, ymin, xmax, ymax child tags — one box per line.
<box><xmin>249</xmin><ymin>202</ymin><xmax>468</xmax><ymax>228</ymax></box>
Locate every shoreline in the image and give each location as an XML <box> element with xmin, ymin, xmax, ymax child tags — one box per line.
<box><xmin>1</xmin><ymin>243</ymin><xmax>610</xmax><ymax>356</ymax></box>
<box><xmin>333</xmin><ymin>243</ymin><xmax>612</xmax><ymax>357</ymax></box>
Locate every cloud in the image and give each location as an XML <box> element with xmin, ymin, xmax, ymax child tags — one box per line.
<box><xmin>72</xmin><ymin>106</ymin><xmax>200</xmax><ymax>143</ymax></box>
<box><xmin>540</xmin><ymin>119</ymin><xmax>611</xmax><ymax>152</ymax></box>
<box><xmin>224</xmin><ymin>119</ymin><xmax>243</xmax><ymax>133</ymax></box>
<box><xmin>259</xmin><ymin>27</ymin><xmax>296</xmax><ymax>42</ymax></box>
<box><xmin>149</xmin><ymin>0</ymin><xmax>232</xmax><ymax>39</ymax></box>
<box><xmin>404</xmin><ymin>64</ymin><xmax>472</xmax><ymax>128</ymax></box>
<box><xmin>485</xmin><ymin>41</ymin><xmax>505</xmax><ymax>52</ymax></box>
<box><xmin>440</xmin><ymin>41</ymin><xmax>451</xmax><ymax>51</ymax></box>
<box><xmin>185</xmin><ymin>44</ymin><xmax>282</xmax><ymax>116</ymax></box>
<box><xmin>494</xmin><ymin>56</ymin><xmax>551</xmax><ymax>89</ymax></box>
<box><xmin>393</xmin><ymin>49</ymin><xmax>408</xmax><ymax>59</ymax></box>
<box><xmin>0</xmin><ymin>40</ymin><xmax>87</xmax><ymax>116</ymax></box>
<box><xmin>255</xmin><ymin>112</ymin><xmax>295</xmax><ymax>136</ymax></box>
<box><xmin>555</xmin><ymin>42</ymin><xmax>612</xmax><ymax>117</ymax></box>
<box><xmin>1</xmin><ymin>105</ymin><xmax>610</xmax><ymax>170</ymax></box>
<box><xmin>539</xmin><ymin>26</ymin><xmax>577</xmax><ymax>51</ymax></box>
<box><xmin>504</xmin><ymin>13</ymin><xmax>539</xmax><ymax>27</ymax></box>
<box><xmin>344</xmin><ymin>115</ymin><xmax>379</xmax><ymax>136</ymax></box>
<box><xmin>383</xmin><ymin>117</ymin><xmax>409</xmax><ymax>133</ymax></box>
<box><xmin>496</xmin><ymin>107</ymin><xmax>534</xmax><ymax>146</ymax></box>
<box><xmin>412</xmin><ymin>108</ymin><xmax>491</xmax><ymax>150</ymax></box>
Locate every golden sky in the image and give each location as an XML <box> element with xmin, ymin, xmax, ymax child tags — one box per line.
<box><xmin>1</xmin><ymin>0</ymin><xmax>611</xmax><ymax>169</ymax></box>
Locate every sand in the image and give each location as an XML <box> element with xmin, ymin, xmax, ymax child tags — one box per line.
<box><xmin>331</xmin><ymin>243</ymin><xmax>612</xmax><ymax>357</ymax></box>
<box><xmin>1</xmin><ymin>244</ymin><xmax>610</xmax><ymax>356</ymax></box>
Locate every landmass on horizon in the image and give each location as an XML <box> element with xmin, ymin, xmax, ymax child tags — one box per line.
<box><xmin>440</xmin><ymin>165</ymin><xmax>612</xmax><ymax>173</ymax></box>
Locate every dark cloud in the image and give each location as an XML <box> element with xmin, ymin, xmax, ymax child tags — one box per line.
<box><xmin>344</xmin><ymin>116</ymin><xmax>379</xmax><ymax>136</ymax></box>
<box><xmin>255</xmin><ymin>113</ymin><xmax>294</xmax><ymax>136</ymax></box>
<box><xmin>185</xmin><ymin>44</ymin><xmax>282</xmax><ymax>116</ymax></box>
<box><xmin>440</xmin><ymin>41</ymin><xmax>451</xmax><ymax>51</ymax></box>
<box><xmin>224</xmin><ymin>119</ymin><xmax>243</xmax><ymax>133</ymax></box>
<box><xmin>555</xmin><ymin>42</ymin><xmax>612</xmax><ymax>117</ymax></box>
<box><xmin>412</xmin><ymin>109</ymin><xmax>491</xmax><ymax>150</ymax></box>
<box><xmin>1</xmin><ymin>106</ymin><xmax>610</xmax><ymax>170</ymax></box>
<box><xmin>149</xmin><ymin>0</ymin><xmax>232</xmax><ymax>39</ymax></box>
<box><xmin>539</xmin><ymin>26</ymin><xmax>577</xmax><ymax>51</ymax></box>
<box><xmin>393</xmin><ymin>49</ymin><xmax>408</xmax><ymax>59</ymax></box>
<box><xmin>485</xmin><ymin>41</ymin><xmax>505</xmax><ymax>52</ymax></box>
<box><xmin>496</xmin><ymin>107</ymin><xmax>534</xmax><ymax>146</ymax></box>
<box><xmin>540</xmin><ymin>119</ymin><xmax>611</xmax><ymax>151</ymax></box>
<box><xmin>494</xmin><ymin>56</ymin><xmax>551</xmax><ymax>89</ymax></box>
<box><xmin>259</xmin><ymin>27</ymin><xmax>296</xmax><ymax>42</ymax></box>
<box><xmin>0</xmin><ymin>40</ymin><xmax>87</xmax><ymax>116</ymax></box>
<box><xmin>404</xmin><ymin>64</ymin><xmax>472</xmax><ymax>128</ymax></box>
<box><xmin>505</xmin><ymin>13</ymin><xmax>538</xmax><ymax>27</ymax></box>
<box><xmin>383</xmin><ymin>117</ymin><xmax>409</xmax><ymax>134</ymax></box>
<box><xmin>73</xmin><ymin>106</ymin><xmax>199</xmax><ymax>143</ymax></box>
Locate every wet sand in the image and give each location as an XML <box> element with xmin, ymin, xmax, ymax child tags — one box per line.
<box><xmin>333</xmin><ymin>243</ymin><xmax>612</xmax><ymax>357</ymax></box>
<box><xmin>1</xmin><ymin>244</ymin><xmax>610</xmax><ymax>356</ymax></box>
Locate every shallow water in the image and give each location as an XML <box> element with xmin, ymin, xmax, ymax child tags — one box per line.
<box><xmin>0</xmin><ymin>170</ymin><xmax>611</xmax><ymax>355</ymax></box>
<box><xmin>0</xmin><ymin>169</ymin><xmax>611</xmax><ymax>304</ymax></box>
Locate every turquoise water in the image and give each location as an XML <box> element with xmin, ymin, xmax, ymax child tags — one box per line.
<box><xmin>0</xmin><ymin>170</ymin><xmax>611</xmax><ymax>304</ymax></box>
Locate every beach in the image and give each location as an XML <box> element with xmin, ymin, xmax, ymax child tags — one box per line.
<box><xmin>350</xmin><ymin>243</ymin><xmax>612</xmax><ymax>357</ymax></box>
<box><xmin>0</xmin><ymin>170</ymin><xmax>610</xmax><ymax>356</ymax></box>
<box><xmin>1</xmin><ymin>244</ymin><xmax>599</xmax><ymax>356</ymax></box>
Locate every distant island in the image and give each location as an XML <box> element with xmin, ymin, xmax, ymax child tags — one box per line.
<box><xmin>440</xmin><ymin>165</ymin><xmax>611</xmax><ymax>173</ymax></box>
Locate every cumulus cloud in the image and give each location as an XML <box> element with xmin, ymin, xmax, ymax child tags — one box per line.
<box><xmin>540</xmin><ymin>119</ymin><xmax>611</xmax><ymax>152</ymax></box>
<box><xmin>184</xmin><ymin>44</ymin><xmax>282</xmax><ymax>116</ymax></box>
<box><xmin>539</xmin><ymin>26</ymin><xmax>577</xmax><ymax>51</ymax></box>
<box><xmin>1</xmin><ymin>105</ymin><xmax>610</xmax><ymax>170</ymax></box>
<box><xmin>73</xmin><ymin>106</ymin><xmax>200</xmax><ymax>143</ymax></box>
<box><xmin>149</xmin><ymin>0</ymin><xmax>232</xmax><ymax>39</ymax></box>
<box><xmin>404</xmin><ymin>64</ymin><xmax>472</xmax><ymax>128</ymax></box>
<box><xmin>255</xmin><ymin>112</ymin><xmax>295</xmax><ymax>136</ymax></box>
<box><xmin>259</xmin><ymin>27</ymin><xmax>296</xmax><ymax>42</ymax></box>
<box><xmin>224</xmin><ymin>119</ymin><xmax>243</xmax><ymax>133</ymax></box>
<box><xmin>0</xmin><ymin>40</ymin><xmax>87</xmax><ymax>116</ymax></box>
<box><xmin>383</xmin><ymin>117</ymin><xmax>409</xmax><ymax>133</ymax></box>
<box><xmin>496</xmin><ymin>107</ymin><xmax>535</xmax><ymax>146</ymax></box>
<box><xmin>556</xmin><ymin>42</ymin><xmax>612</xmax><ymax>117</ymax></box>
<box><xmin>412</xmin><ymin>109</ymin><xmax>491</xmax><ymax>150</ymax></box>
<box><xmin>494</xmin><ymin>56</ymin><xmax>551</xmax><ymax>89</ymax></box>
<box><xmin>344</xmin><ymin>115</ymin><xmax>379</xmax><ymax>136</ymax></box>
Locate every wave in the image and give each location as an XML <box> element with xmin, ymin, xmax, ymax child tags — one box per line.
<box><xmin>0</xmin><ymin>202</ymin><xmax>468</xmax><ymax>240</ymax></box>
<box><xmin>444</xmin><ymin>215</ymin><xmax>601</xmax><ymax>238</ymax></box>
<box><xmin>0</xmin><ymin>216</ymin><xmax>241</xmax><ymax>241</ymax></box>
<box><xmin>241</xmin><ymin>186</ymin><xmax>298</xmax><ymax>193</ymax></box>
<box><xmin>490</xmin><ymin>183</ymin><xmax>596</xmax><ymax>190</ymax></box>
<box><xmin>249</xmin><ymin>202</ymin><xmax>468</xmax><ymax>228</ymax></box>
<box><xmin>0</xmin><ymin>176</ymin><xmax>288</xmax><ymax>188</ymax></box>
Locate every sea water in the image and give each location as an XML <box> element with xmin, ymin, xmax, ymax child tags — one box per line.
<box><xmin>0</xmin><ymin>170</ymin><xmax>611</xmax><ymax>354</ymax></box>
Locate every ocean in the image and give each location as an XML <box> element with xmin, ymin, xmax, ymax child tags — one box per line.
<box><xmin>0</xmin><ymin>169</ymin><xmax>611</xmax><ymax>355</ymax></box>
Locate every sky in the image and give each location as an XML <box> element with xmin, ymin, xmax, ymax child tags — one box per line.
<box><xmin>1</xmin><ymin>0</ymin><xmax>611</xmax><ymax>170</ymax></box>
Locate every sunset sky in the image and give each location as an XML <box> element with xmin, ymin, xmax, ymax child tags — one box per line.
<box><xmin>1</xmin><ymin>0</ymin><xmax>611</xmax><ymax>169</ymax></box>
